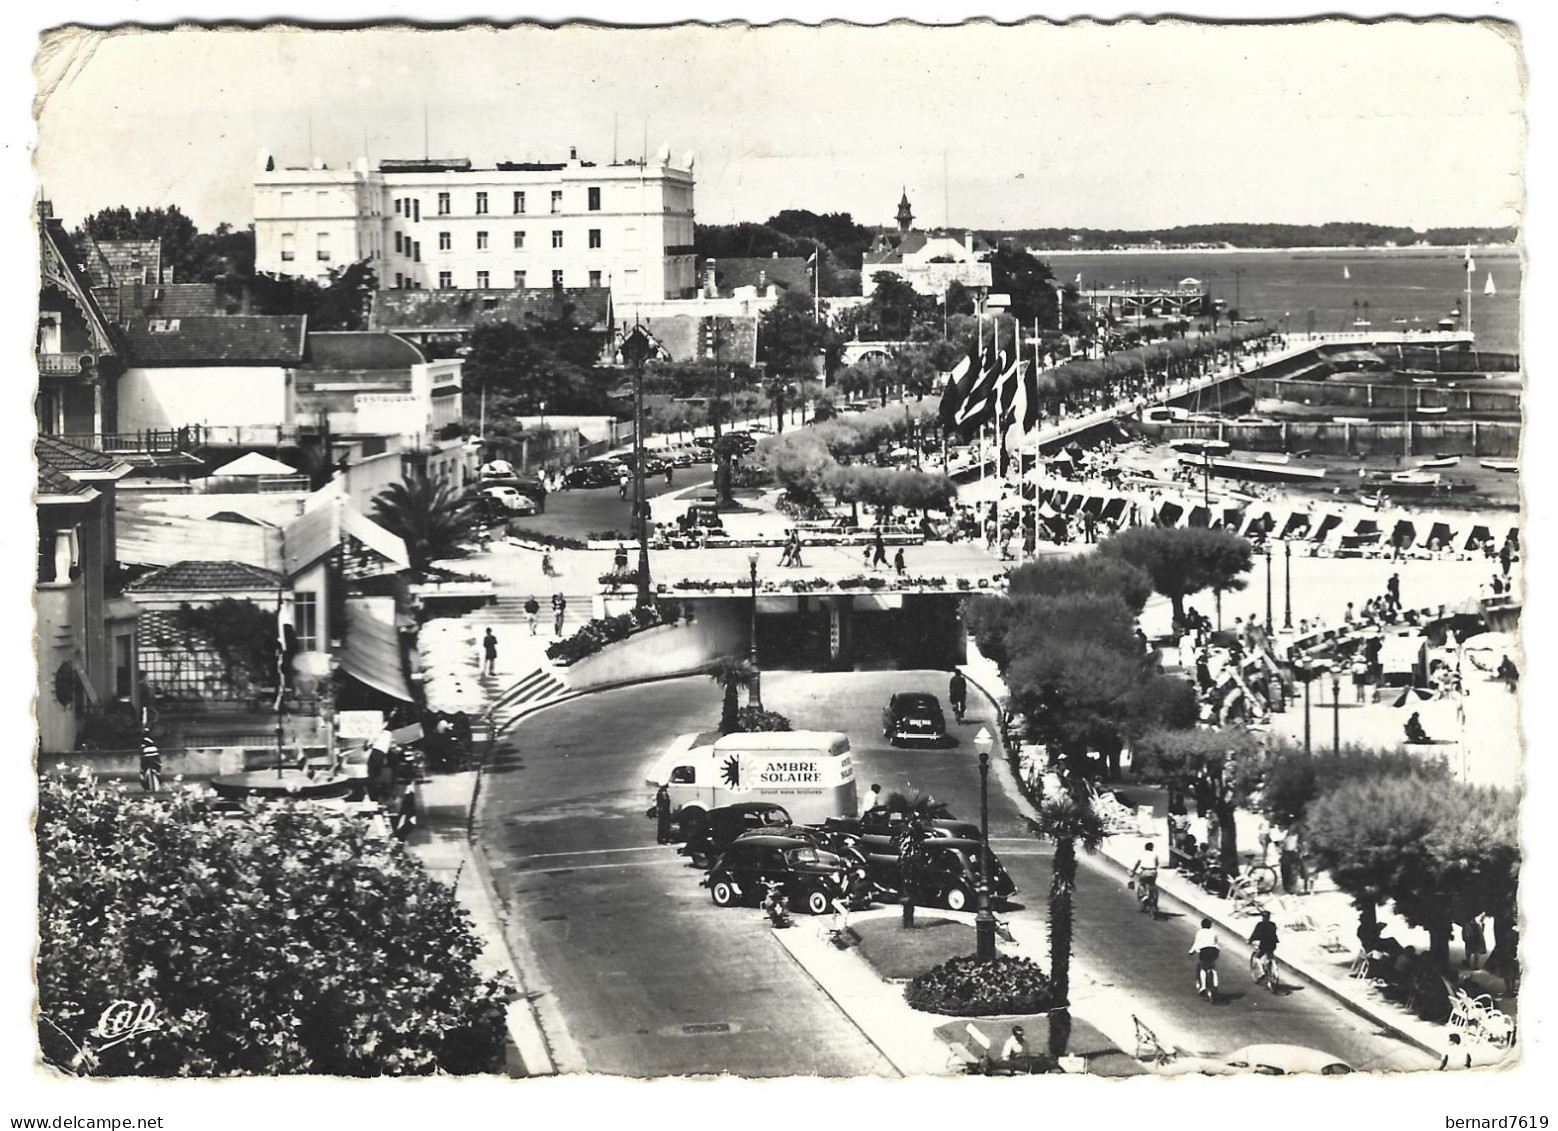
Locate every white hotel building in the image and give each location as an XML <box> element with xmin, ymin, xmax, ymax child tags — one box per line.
<box><xmin>253</xmin><ymin>147</ymin><xmax>697</xmax><ymax>303</ymax></box>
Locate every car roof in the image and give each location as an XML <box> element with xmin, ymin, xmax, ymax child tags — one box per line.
<box><xmin>894</xmin><ymin>692</ymin><xmax>940</xmax><ymax>707</ymax></box>
<box><xmin>712</xmin><ymin>802</ymin><xmax>790</xmax><ymax>816</ymax></box>
<box><xmin>729</xmin><ymin>835</ymin><xmax>813</xmax><ymax>849</ymax></box>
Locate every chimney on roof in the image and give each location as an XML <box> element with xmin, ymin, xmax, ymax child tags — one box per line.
<box><xmin>570</xmin><ymin>146</ymin><xmax>578</xmax><ymax>161</ymax></box>
<box><xmin>758</xmin><ymin>269</ymin><xmax>767</xmax><ymax>290</ymax></box>
<box><xmin>965</xmin><ymin>231</ymin><xmax>974</xmax><ymax>254</ymax></box>
<box><xmin>37</xmin><ymin>199</ymin><xmax>53</xmax><ymax>221</ymax></box>
<box><xmin>704</xmin><ymin>259</ymin><xmax>718</xmax><ymax>299</ymax></box>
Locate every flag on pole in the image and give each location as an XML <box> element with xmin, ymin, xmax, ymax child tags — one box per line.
<box><xmin>994</xmin><ymin>350</ymin><xmax>1022</xmax><ymax>431</ymax></box>
<box><xmin>938</xmin><ymin>353</ymin><xmax>973</xmax><ymax>433</ymax></box>
<box><xmin>951</xmin><ymin>348</ymin><xmax>1002</xmax><ymax>440</ymax></box>
<box><xmin>1009</xmin><ymin>359</ymin><xmax>1041</xmax><ymax>436</ymax></box>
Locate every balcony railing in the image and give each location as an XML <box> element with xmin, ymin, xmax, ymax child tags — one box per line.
<box><xmin>62</xmin><ymin>428</ymin><xmax>196</xmax><ymax>454</ymax></box>
<box><xmin>38</xmin><ymin>351</ymin><xmax>101</xmax><ymax>376</ymax></box>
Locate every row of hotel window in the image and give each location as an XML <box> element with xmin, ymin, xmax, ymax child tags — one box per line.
<box><xmin>278</xmin><ymin>228</ymin><xmax>605</xmax><ymax>262</ymax></box>
<box><xmin>390</xmin><ymin>269</ymin><xmax>605</xmax><ymax>290</ymax></box>
<box><xmin>392</xmin><ymin>187</ymin><xmax>602</xmax><ymax>219</ymax></box>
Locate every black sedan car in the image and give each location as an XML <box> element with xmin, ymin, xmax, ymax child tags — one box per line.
<box><xmin>562</xmin><ymin>462</ymin><xmax>621</xmax><ymax>489</ymax></box>
<box><xmin>860</xmin><ymin>837</ymin><xmax>1018</xmax><ymax>911</ymax></box>
<box><xmin>826</xmin><ymin>811</ymin><xmax>981</xmax><ymax>841</ymax></box>
<box><xmin>882</xmin><ymin>692</ymin><xmax>947</xmax><ymax>746</ymax></box>
<box><xmin>703</xmin><ymin>835</ymin><xmax>852</xmax><ymax>916</ymax></box>
<box><xmin>679</xmin><ymin>802</ymin><xmax>791</xmax><ymax>867</ymax></box>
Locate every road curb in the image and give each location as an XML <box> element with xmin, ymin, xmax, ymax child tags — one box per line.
<box><xmin>960</xmin><ymin>660</ymin><xmax>1445</xmax><ymax>1064</ymax></box>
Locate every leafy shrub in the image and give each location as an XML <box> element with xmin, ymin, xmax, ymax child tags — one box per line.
<box><xmin>905</xmin><ymin>954</ymin><xmax>1059</xmax><ymax>1016</ymax></box>
<box><xmin>544</xmin><ymin>600</ymin><xmax>680</xmax><ymax>665</ymax></box>
<box><xmin>733</xmin><ymin>706</ymin><xmax>791</xmax><ymax>732</ymax></box>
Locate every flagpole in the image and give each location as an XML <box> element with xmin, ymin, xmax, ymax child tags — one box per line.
<box><xmin>1465</xmin><ymin>245</ymin><xmax>1474</xmax><ymax>339</ymax></box>
<box><xmin>813</xmin><ymin>241</ymin><xmax>820</xmax><ymax>324</ymax></box>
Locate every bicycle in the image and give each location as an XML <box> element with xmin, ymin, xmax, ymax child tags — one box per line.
<box><xmin>1129</xmin><ymin>875</ymin><xmax>1160</xmax><ymax>920</ymax></box>
<box><xmin>1224</xmin><ymin>874</ymin><xmax>1269</xmax><ymax>918</ymax></box>
<box><xmin>1195</xmin><ymin>958</ymin><xmax>1221</xmax><ymax>1003</ymax></box>
<box><xmin>1250</xmin><ymin>948</ymin><xmax>1277</xmax><ymax>992</ymax></box>
<box><xmin>1241</xmin><ymin>854</ymin><xmax>1280</xmax><ymax>895</ymax></box>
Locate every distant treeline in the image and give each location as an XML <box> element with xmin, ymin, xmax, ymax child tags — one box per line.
<box><xmin>983</xmin><ymin>223</ymin><xmax>1520</xmax><ymax>250</ymax></box>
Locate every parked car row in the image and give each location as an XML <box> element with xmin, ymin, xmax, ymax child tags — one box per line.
<box><xmin>664</xmin><ymin>798</ymin><xmax>1018</xmax><ymax>916</ymax></box>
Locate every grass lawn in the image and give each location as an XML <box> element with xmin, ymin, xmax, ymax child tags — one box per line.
<box><xmin>853</xmin><ymin>916</ymin><xmax>976</xmax><ymax>980</ymax></box>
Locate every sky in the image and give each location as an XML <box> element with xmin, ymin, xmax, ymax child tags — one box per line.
<box><xmin>30</xmin><ymin>17</ymin><xmax>1527</xmax><ymax>234</ymax></box>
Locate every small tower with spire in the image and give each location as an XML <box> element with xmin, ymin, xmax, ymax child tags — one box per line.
<box><xmin>896</xmin><ymin>187</ymin><xmax>914</xmax><ymax>233</ymax></box>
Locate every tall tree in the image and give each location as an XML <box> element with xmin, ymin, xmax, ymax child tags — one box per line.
<box><xmin>370</xmin><ymin>472</ymin><xmax>477</xmax><ymax>574</ymax></box>
<box><xmin>1028</xmin><ymin>792</ymin><xmax>1107</xmax><ymax>1058</ymax></box>
<box><xmin>78</xmin><ymin>205</ymin><xmax>200</xmax><ymax>281</ymax></box>
<box><xmin>706</xmin><ymin>656</ymin><xmax>760</xmax><ymax>735</ymax></box>
<box><xmin>1130</xmin><ymin>726</ymin><xmax>1265</xmax><ymax>870</ymax></box>
<box><xmin>36</xmin><ymin>771</ymin><xmax>511</xmax><ymax>1076</ymax></box>
<box><xmin>982</xmin><ymin>244</ymin><xmax>1060</xmax><ymax>327</ymax></box>
<box><xmin>1100</xmin><ymin>526</ymin><xmax>1253</xmax><ymax>629</ymax></box>
<box><xmin>758</xmin><ymin>289</ymin><xmax>844</xmax><ymax>382</ymax></box>
<box><xmin>883</xmin><ymin>790</ymin><xmax>951</xmax><ymax>929</ymax></box>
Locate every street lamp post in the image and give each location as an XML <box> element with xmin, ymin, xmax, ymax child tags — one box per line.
<box><xmin>1331</xmin><ymin>668</ymin><xmax>1342</xmax><ymax>754</ymax></box>
<box><xmin>747</xmin><ymin>551</ymin><xmax>762</xmax><ymax>709</ymax></box>
<box><xmin>1283</xmin><ymin>539</ymin><xmax>1293</xmax><ymax>630</ymax></box>
<box><xmin>1264</xmin><ymin>543</ymin><xmax>1274</xmax><ymax>634</ymax></box>
<box><xmin>620</xmin><ymin>325</ymin><xmax>655</xmax><ymax>607</ymax></box>
<box><xmin>973</xmin><ymin>726</ymin><xmax>997</xmax><ymax>962</ymax></box>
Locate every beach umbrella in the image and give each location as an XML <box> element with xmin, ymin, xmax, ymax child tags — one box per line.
<box><xmin>1391</xmin><ymin>687</ymin><xmax>1435</xmax><ymax>709</ymax></box>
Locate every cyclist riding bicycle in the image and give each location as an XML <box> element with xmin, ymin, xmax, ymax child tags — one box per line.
<box><xmin>1250</xmin><ymin>910</ymin><xmax>1279</xmax><ymax>992</ymax></box>
<box><xmin>1129</xmin><ymin>841</ymin><xmax>1161</xmax><ymax>918</ymax></box>
<box><xmin>1189</xmin><ymin>917</ymin><xmax>1222</xmax><ymax>1001</ymax></box>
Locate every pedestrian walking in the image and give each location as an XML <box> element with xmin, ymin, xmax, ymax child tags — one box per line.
<box><xmin>948</xmin><ymin>669</ymin><xmax>967</xmax><ymax>723</ymax></box>
<box><xmin>524</xmin><ymin>595</ymin><xmax>541</xmax><ymax>635</ymax></box>
<box><xmin>654</xmin><ymin>783</ymin><xmax>674</xmax><ymax>844</ymax></box>
<box><xmin>1461</xmin><ymin>914</ymin><xmax>1487</xmax><ymax>970</ymax></box>
<box><xmin>618</xmin><ymin>470</ymin><xmax>630</xmax><ymax>499</ymax></box>
<box><xmin>865</xmin><ymin>783</ymin><xmax>884</xmax><ymax>814</ymax></box>
<box><xmin>1280</xmin><ymin>824</ymin><xmax>1310</xmax><ymax>894</ymax></box>
<box><xmin>892</xmin><ymin>546</ymin><xmax>906</xmax><ymax>576</ymax></box>
<box><xmin>481</xmin><ymin>628</ymin><xmax>498</xmax><ymax>676</ymax></box>
<box><xmin>871</xmin><ymin>530</ymin><xmax>888</xmax><ymax>570</ymax></box>
<box><xmin>552</xmin><ymin>593</ymin><xmax>567</xmax><ymax>637</ymax></box>
<box><xmin>391</xmin><ymin>780</ymin><xmax>419</xmax><ymax>842</ymax></box>
<box><xmin>542</xmin><ymin>550</ymin><xmax>557</xmax><ymax>577</ymax></box>
<box><xmin>614</xmin><ymin>543</ymin><xmax>630</xmax><ymax>572</ymax></box>
<box><xmin>1387</xmin><ymin>572</ymin><xmax>1401</xmax><ymax>605</ymax></box>
<box><xmin>664</xmin><ymin>464</ymin><xmax>674</xmax><ymax>485</ymax></box>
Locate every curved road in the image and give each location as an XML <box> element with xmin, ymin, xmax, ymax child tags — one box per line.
<box><xmin>479</xmin><ymin>669</ymin><xmax>1433</xmax><ymax>1076</ymax></box>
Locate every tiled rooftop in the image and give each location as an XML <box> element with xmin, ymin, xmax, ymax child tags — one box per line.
<box><xmin>36</xmin><ymin>434</ymin><xmax>122</xmax><ymax>475</ymax></box>
<box><xmin>123</xmin><ymin>315</ymin><xmax>308</xmax><ymax>365</ymax></box>
<box><xmin>705</xmin><ymin>256</ymin><xmax>811</xmax><ymax>296</ymax></box>
<box><xmin>126</xmin><ymin>559</ymin><xmax>287</xmax><ymax>592</ymax></box>
<box><xmin>304</xmin><ymin>331</ymin><xmax>427</xmax><ymax>370</ymax></box>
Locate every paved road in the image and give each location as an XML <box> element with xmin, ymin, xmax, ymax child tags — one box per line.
<box><xmin>758</xmin><ymin>670</ymin><xmax>1435</xmax><ymax>1074</ymax></box>
<box><xmin>508</xmin><ymin>462</ymin><xmax>712</xmax><ymax>543</ymax></box>
<box><xmin>475</xmin><ymin>676</ymin><xmax>895</xmax><ymax>1077</ymax></box>
<box><xmin>482</xmin><ymin>669</ymin><xmax>1434</xmax><ymax>1076</ymax></box>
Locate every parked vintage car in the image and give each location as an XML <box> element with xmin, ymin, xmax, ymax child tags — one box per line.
<box><xmin>825</xmin><ymin>810</ymin><xmax>981</xmax><ymax>841</ymax></box>
<box><xmin>859</xmin><ymin>837</ymin><xmax>1018</xmax><ymax>911</ymax></box>
<box><xmin>477</xmin><ymin>485</ymin><xmax>538</xmax><ymax>515</ymax></box>
<box><xmin>702</xmin><ymin>835</ymin><xmax>852</xmax><ymax>915</ymax></box>
<box><xmin>678</xmin><ymin>802</ymin><xmax>792</xmax><ymax>867</ymax></box>
<box><xmin>882</xmin><ymin>692</ymin><xmax>948</xmax><ymax>746</ymax></box>
<box><xmin>562</xmin><ymin>461</ymin><xmax>622</xmax><ymax>489</ymax></box>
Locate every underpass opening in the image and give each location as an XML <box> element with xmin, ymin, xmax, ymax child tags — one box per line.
<box><xmin>751</xmin><ymin>592</ymin><xmax>966</xmax><ymax>672</ymax></box>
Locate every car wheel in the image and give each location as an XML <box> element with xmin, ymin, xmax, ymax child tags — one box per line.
<box><xmin>710</xmin><ymin>879</ymin><xmax>738</xmax><ymax>907</ymax></box>
<box><xmin>804</xmin><ymin>888</ymin><xmax>832</xmax><ymax>916</ymax></box>
<box><xmin>944</xmin><ymin>885</ymin><xmax>970</xmax><ymax>911</ymax></box>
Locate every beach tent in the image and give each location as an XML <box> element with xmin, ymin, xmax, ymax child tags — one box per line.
<box><xmin>1462</xmin><ymin>524</ymin><xmax>1493</xmax><ymax>553</ymax></box>
<box><xmin>1186</xmin><ymin>505</ymin><xmax>1212</xmax><ymax>528</ymax></box>
<box><xmin>1390</xmin><ymin>519</ymin><xmax>1418</xmax><ymax>549</ymax></box>
<box><xmin>1309</xmin><ymin>513</ymin><xmax>1345</xmax><ymax>546</ymax></box>
<box><xmin>1419</xmin><ymin>519</ymin><xmax>1457</xmax><ymax>551</ymax></box>
<box><xmin>1101</xmin><ymin>498</ymin><xmax>1127</xmax><ymax>522</ymax></box>
<box><xmin>1278</xmin><ymin>512</ymin><xmax>1312</xmax><ymax>540</ymax></box>
<box><xmin>1379</xmin><ymin>634</ymin><xmax>1426</xmax><ymax>687</ymax></box>
<box><xmin>1062</xmin><ymin>494</ymin><xmax>1085</xmax><ymax>515</ymax></box>
<box><xmin>1238</xmin><ymin>508</ymin><xmax>1274</xmax><ymax>538</ymax></box>
<box><xmin>1156</xmin><ymin>500</ymin><xmax>1185</xmax><ymax>527</ymax></box>
<box><xmin>1081</xmin><ymin>495</ymin><xmax>1106</xmax><ymax>516</ymax></box>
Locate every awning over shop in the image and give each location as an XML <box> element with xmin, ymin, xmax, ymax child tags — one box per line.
<box><xmin>339</xmin><ymin>599</ymin><xmax>414</xmax><ymax>702</ymax></box>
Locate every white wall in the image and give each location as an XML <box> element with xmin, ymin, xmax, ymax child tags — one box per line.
<box><xmin>120</xmin><ymin>366</ymin><xmax>291</xmax><ymax>432</ymax></box>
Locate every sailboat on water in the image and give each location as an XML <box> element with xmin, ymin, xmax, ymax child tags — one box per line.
<box><xmin>1485</xmin><ymin>272</ymin><xmax>1497</xmax><ymax>296</ymax></box>
<box><xmin>1343</xmin><ymin>265</ymin><xmax>1351</xmax><ymax>280</ymax></box>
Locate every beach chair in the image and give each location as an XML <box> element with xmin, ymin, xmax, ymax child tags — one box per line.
<box><xmin>1284</xmin><ymin>901</ymin><xmax>1349</xmax><ymax>952</ymax></box>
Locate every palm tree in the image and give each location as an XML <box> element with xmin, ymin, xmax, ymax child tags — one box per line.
<box><xmin>1028</xmin><ymin>790</ymin><xmax>1108</xmax><ymax>1058</ymax></box>
<box><xmin>883</xmin><ymin>789</ymin><xmax>952</xmax><ymax>928</ymax></box>
<box><xmin>370</xmin><ymin>472</ymin><xmax>477</xmax><ymax>574</ymax></box>
<box><xmin>705</xmin><ymin>656</ymin><xmax>760</xmax><ymax>735</ymax></box>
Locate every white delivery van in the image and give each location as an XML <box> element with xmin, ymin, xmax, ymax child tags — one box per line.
<box><xmin>646</xmin><ymin>730</ymin><xmax>857</xmax><ymax>826</ymax></box>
